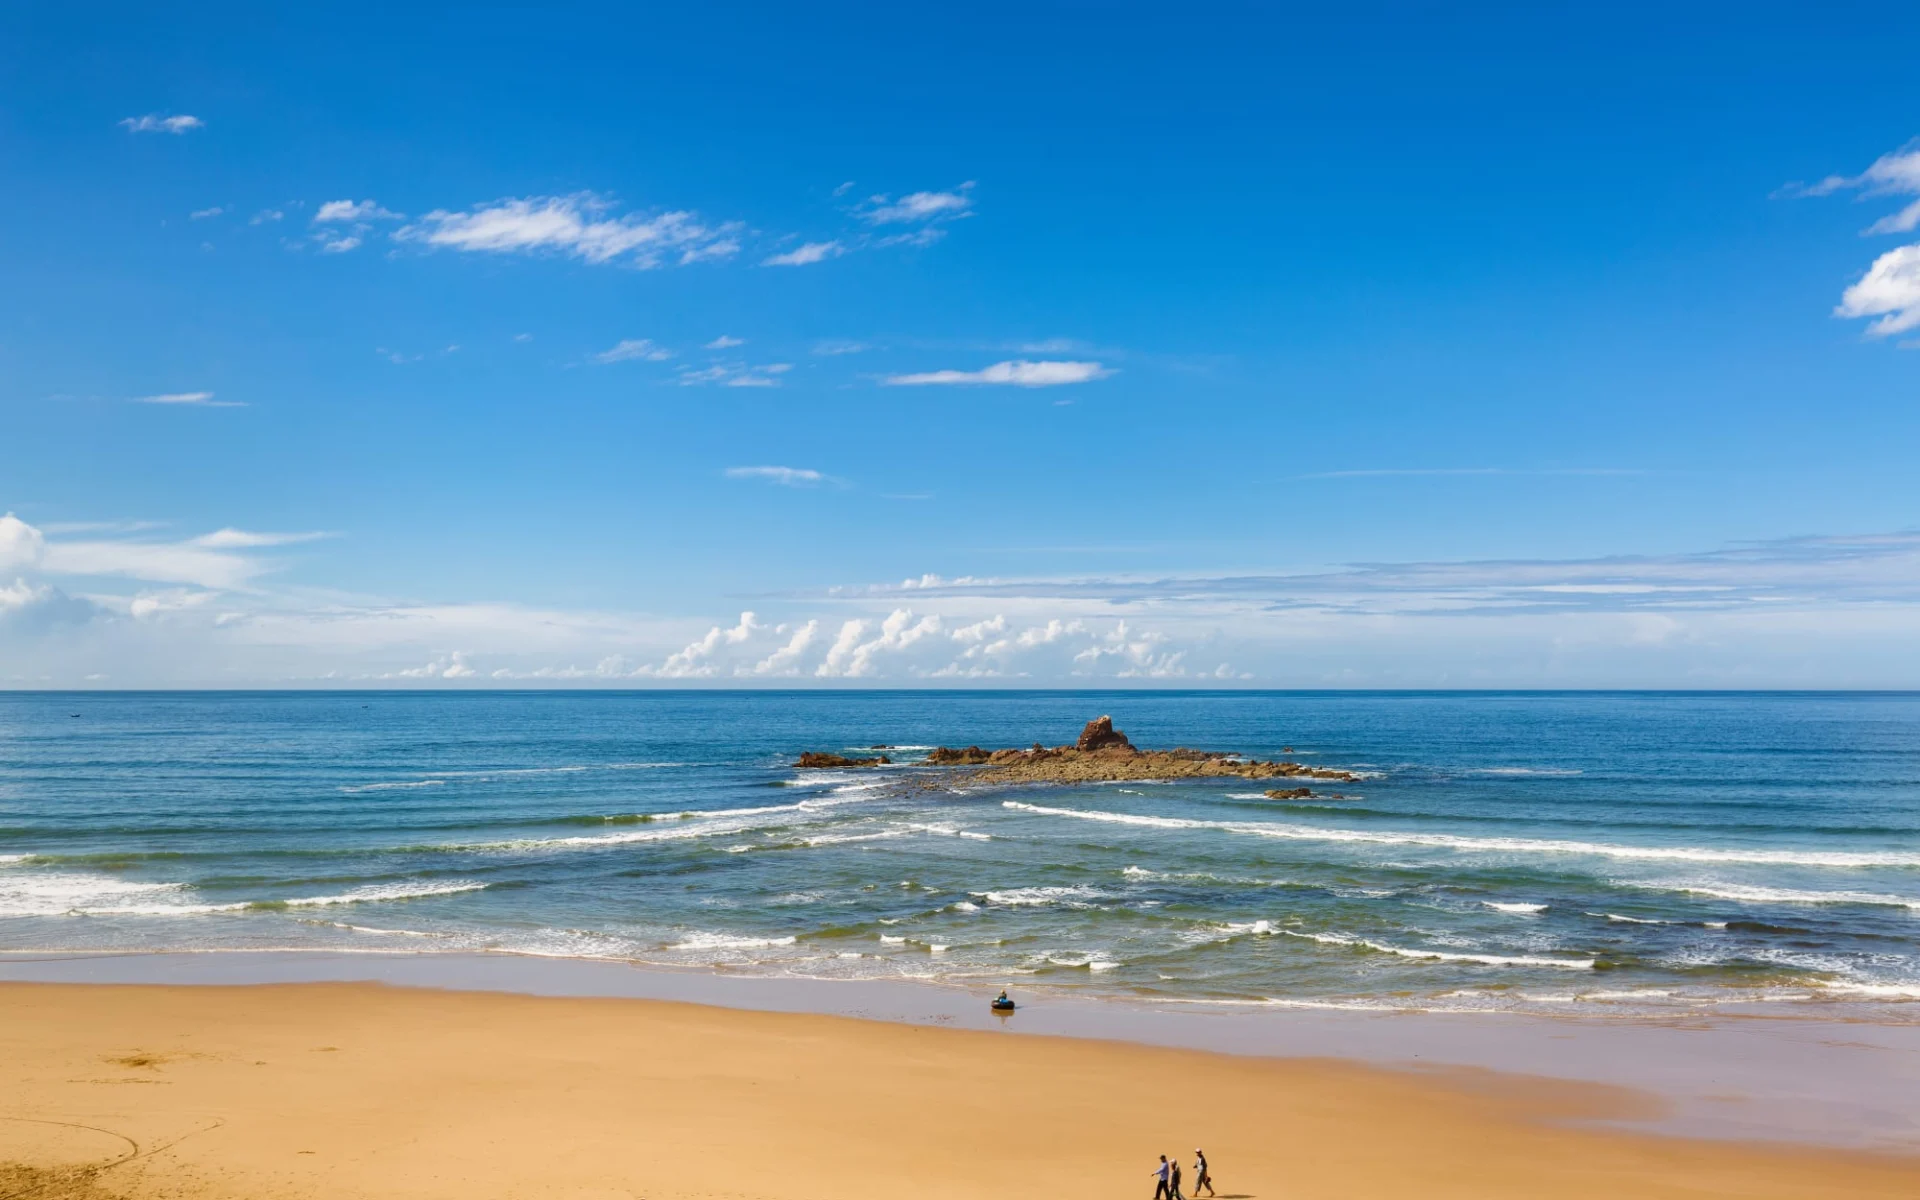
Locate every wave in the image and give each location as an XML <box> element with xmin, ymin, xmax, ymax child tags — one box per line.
<box><xmin>1463</xmin><ymin>767</ymin><xmax>1584</xmax><ymax>777</ymax></box>
<box><xmin>0</xmin><ymin>872</ymin><xmax>485</xmax><ymax>918</ymax></box>
<box><xmin>972</xmin><ymin>886</ymin><xmax>1102</xmax><ymax>908</ymax></box>
<box><xmin>1001</xmin><ymin>801</ymin><xmax>1920</xmax><ymax>867</ymax></box>
<box><xmin>259</xmin><ymin>881</ymin><xmax>487</xmax><ymax>909</ymax></box>
<box><xmin>1279</xmin><ymin>928</ymin><xmax>1595</xmax><ymax>969</ymax></box>
<box><xmin>664</xmin><ymin>932</ymin><xmax>799</xmax><ymax>951</ymax></box>
<box><xmin>1600</xmin><ymin>912</ymin><xmax>1672</xmax><ymax>925</ymax></box>
<box><xmin>340</xmin><ymin>763</ymin><xmax>681</xmax><ymax>793</ymax></box>
<box><xmin>1813</xmin><ymin>982</ymin><xmax>1920</xmax><ymax>1000</ymax></box>
<box><xmin>1483</xmin><ymin>901</ymin><xmax>1547</xmax><ymax>914</ymax></box>
<box><xmin>1632</xmin><ymin>882</ymin><xmax>1920</xmax><ymax>910</ymax></box>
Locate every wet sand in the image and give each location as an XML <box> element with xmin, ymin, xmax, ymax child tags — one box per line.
<box><xmin>4</xmin><ymin>980</ymin><xmax>1918</xmax><ymax>1200</ymax></box>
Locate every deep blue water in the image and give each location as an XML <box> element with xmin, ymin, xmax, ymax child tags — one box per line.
<box><xmin>3</xmin><ymin>691</ymin><xmax>1918</xmax><ymax>1016</ymax></box>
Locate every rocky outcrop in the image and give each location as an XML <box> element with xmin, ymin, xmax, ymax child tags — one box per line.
<box><xmin>924</xmin><ymin>746</ymin><xmax>994</xmax><ymax>765</ymax></box>
<box><xmin>1075</xmin><ymin>715</ymin><xmax>1135</xmax><ymax>753</ymax></box>
<box><xmin>918</xmin><ymin>718</ymin><xmax>1361</xmax><ymax>786</ymax></box>
<box><xmin>793</xmin><ymin>752</ymin><xmax>890</xmax><ymax>768</ymax></box>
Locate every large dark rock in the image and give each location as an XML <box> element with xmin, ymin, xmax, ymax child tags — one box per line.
<box><xmin>1075</xmin><ymin>715</ymin><xmax>1135</xmax><ymax>753</ymax></box>
<box><xmin>794</xmin><ymin>752</ymin><xmax>890</xmax><ymax>768</ymax></box>
<box><xmin>925</xmin><ymin>745</ymin><xmax>993</xmax><ymax>765</ymax></box>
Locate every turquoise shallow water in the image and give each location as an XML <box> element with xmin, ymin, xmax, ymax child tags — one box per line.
<box><xmin>3</xmin><ymin>691</ymin><xmax>1918</xmax><ymax>1016</ymax></box>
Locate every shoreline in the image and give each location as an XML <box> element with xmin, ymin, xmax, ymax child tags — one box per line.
<box><xmin>5</xmin><ymin>948</ymin><xmax>1917</xmax><ymax>1152</ymax></box>
<box><xmin>6</xmin><ymin>975</ymin><xmax>1919</xmax><ymax>1200</ymax></box>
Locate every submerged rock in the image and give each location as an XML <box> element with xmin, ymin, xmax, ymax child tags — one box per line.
<box><xmin>1265</xmin><ymin>787</ymin><xmax>1316</xmax><ymax>800</ymax></box>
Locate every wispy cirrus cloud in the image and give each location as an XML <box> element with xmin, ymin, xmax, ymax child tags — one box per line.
<box><xmin>1298</xmin><ymin>467</ymin><xmax>1647</xmax><ymax>480</ymax></box>
<box><xmin>724</xmin><ymin>465</ymin><xmax>826</xmax><ymax>487</ymax></box>
<box><xmin>679</xmin><ymin>362</ymin><xmax>791</xmax><ymax>388</ymax></box>
<box><xmin>592</xmin><ymin>338</ymin><xmax>673</xmax><ymax>364</ymax></box>
<box><xmin>134</xmin><ymin>391</ymin><xmax>244</xmax><ymax>408</ymax></box>
<box><xmin>857</xmin><ymin>183</ymin><xmax>975</xmax><ymax>225</ymax></box>
<box><xmin>120</xmin><ymin>113</ymin><xmax>202</xmax><ymax>134</ymax></box>
<box><xmin>883</xmin><ymin>360</ymin><xmax>1112</xmax><ymax>387</ymax></box>
<box><xmin>1792</xmin><ymin>140</ymin><xmax>1920</xmax><ymax>235</ymax></box>
<box><xmin>395</xmin><ymin>193</ymin><xmax>742</xmax><ymax>268</ymax></box>
<box><xmin>314</xmin><ymin>199</ymin><xmax>403</xmax><ymax>223</ymax></box>
<box><xmin>705</xmin><ymin>336</ymin><xmax>745</xmax><ymax>349</ymax></box>
<box><xmin>762</xmin><ymin>240</ymin><xmax>842</xmax><ymax>267</ymax></box>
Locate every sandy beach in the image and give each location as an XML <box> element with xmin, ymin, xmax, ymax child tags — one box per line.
<box><xmin>4</xmin><ymin>981</ymin><xmax>1918</xmax><ymax>1200</ymax></box>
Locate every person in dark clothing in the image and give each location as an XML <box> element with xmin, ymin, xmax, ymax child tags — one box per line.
<box><xmin>1151</xmin><ymin>1155</ymin><xmax>1172</xmax><ymax>1200</ymax></box>
<box><xmin>1193</xmin><ymin>1148</ymin><xmax>1216</xmax><ymax>1197</ymax></box>
<box><xmin>1169</xmin><ymin>1156</ymin><xmax>1185</xmax><ymax>1200</ymax></box>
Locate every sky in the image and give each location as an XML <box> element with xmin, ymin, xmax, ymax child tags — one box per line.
<box><xmin>3</xmin><ymin>2</ymin><xmax>1919</xmax><ymax>687</ymax></box>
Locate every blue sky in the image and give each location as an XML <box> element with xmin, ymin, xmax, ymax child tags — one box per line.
<box><xmin>3</xmin><ymin>3</ymin><xmax>1919</xmax><ymax>686</ymax></box>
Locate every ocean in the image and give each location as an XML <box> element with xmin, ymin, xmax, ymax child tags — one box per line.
<box><xmin>3</xmin><ymin>690</ymin><xmax>1918</xmax><ymax>1018</ymax></box>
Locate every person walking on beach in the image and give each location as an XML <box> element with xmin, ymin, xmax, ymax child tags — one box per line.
<box><xmin>1169</xmin><ymin>1155</ymin><xmax>1185</xmax><ymax>1200</ymax></box>
<box><xmin>1192</xmin><ymin>1149</ymin><xmax>1215</xmax><ymax>1198</ymax></box>
<box><xmin>1151</xmin><ymin>1155</ymin><xmax>1172</xmax><ymax>1200</ymax></box>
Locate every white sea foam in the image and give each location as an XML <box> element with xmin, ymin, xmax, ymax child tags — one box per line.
<box><xmin>1001</xmin><ymin>801</ymin><xmax>1920</xmax><ymax>867</ymax></box>
<box><xmin>341</xmin><ymin>779</ymin><xmax>450</xmax><ymax>793</ymax></box>
<box><xmin>1601</xmin><ymin>912</ymin><xmax>1670</xmax><ymax>925</ymax></box>
<box><xmin>1483</xmin><ymin>901</ymin><xmax>1548</xmax><ymax>914</ymax></box>
<box><xmin>949</xmin><ymin>901</ymin><xmax>980</xmax><ymax>912</ymax></box>
<box><xmin>665</xmin><ymin>932</ymin><xmax>799</xmax><ymax>951</ymax></box>
<box><xmin>0</xmin><ymin>873</ymin><xmax>205</xmax><ymax>917</ymax></box>
<box><xmin>879</xmin><ymin>934</ymin><xmax>907</xmax><ymax>944</ymax></box>
<box><xmin>1224</xmin><ymin>919</ymin><xmax>1277</xmax><ymax>935</ymax></box>
<box><xmin>1634</xmin><ymin>882</ymin><xmax>1920</xmax><ymax>909</ymax></box>
<box><xmin>1279</xmin><ymin>928</ymin><xmax>1595</xmax><ymax>969</ymax></box>
<box><xmin>275</xmin><ymin>881</ymin><xmax>487</xmax><ymax>908</ymax></box>
<box><xmin>1465</xmin><ymin>767</ymin><xmax>1583</xmax><ymax>777</ymax></box>
<box><xmin>1813</xmin><ymin>982</ymin><xmax>1920</xmax><ymax>1000</ymax></box>
<box><xmin>973</xmin><ymin>886</ymin><xmax>1102</xmax><ymax>908</ymax></box>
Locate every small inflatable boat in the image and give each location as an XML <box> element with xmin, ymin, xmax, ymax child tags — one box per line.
<box><xmin>990</xmin><ymin>994</ymin><xmax>1016</xmax><ymax>1012</ymax></box>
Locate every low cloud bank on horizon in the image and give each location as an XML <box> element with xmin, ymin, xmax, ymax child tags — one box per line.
<box><xmin>6</xmin><ymin>512</ymin><xmax>1920</xmax><ymax>688</ymax></box>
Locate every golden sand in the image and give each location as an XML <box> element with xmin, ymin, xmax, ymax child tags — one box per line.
<box><xmin>2</xmin><ymin>981</ymin><xmax>1915</xmax><ymax>1199</ymax></box>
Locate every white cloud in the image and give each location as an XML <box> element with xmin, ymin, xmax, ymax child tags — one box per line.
<box><xmin>190</xmin><ymin>206</ymin><xmax>226</xmax><ymax>220</ymax></box>
<box><xmin>725</xmin><ymin>466</ymin><xmax>825</xmax><ymax>487</ymax></box>
<box><xmin>592</xmin><ymin>338</ymin><xmax>673</xmax><ymax>364</ymax></box>
<box><xmin>390</xmin><ymin>651</ymin><xmax>477</xmax><ymax>680</ymax></box>
<box><xmin>0</xmin><ymin>514</ymin><xmax>47</xmax><ymax>570</ymax></box>
<box><xmin>882</xmin><ymin>360</ymin><xmax>1113</xmax><ymax>387</ymax></box>
<box><xmin>134</xmin><ymin>391</ymin><xmax>245</xmax><ymax>408</ymax></box>
<box><xmin>1797</xmin><ymin>141</ymin><xmax>1920</xmax><ymax>234</ymax></box>
<box><xmin>705</xmin><ymin>336</ymin><xmax>745</xmax><ymax>349</ymax></box>
<box><xmin>315</xmin><ymin>199</ymin><xmax>402</xmax><ymax>223</ymax></box>
<box><xmin>1836</xmin><ymin>244</ymin><xmax>1920</xmax><ymax>338</ymax></box>
<box><xmin>752</xmin><ymin>620</ymin><xmax>818</xmax><ymax>676</ymax></box>
<box><xmin>4</xmin><ymin>516</ymin><xmax>332</xmax><ymax>591</ymax></box>
<box><xmin>395</xmin><ymin>193</ymin><xmax>740</xmax><ymax>268</ymax></box>
<box><xmin>762</xmin><ymin>240</ymin><xmax>842</xmax><ymax>266</ymax></box>
<box><xmin>859</xmin><ymin>183</ymin><xmax>975</xmax><ymax>225</ymax></box>
<box><xmin>812</xmin><ymin>340</ymin><xmax>869</xmax><ymax>356</ymax></box>
<box><xmin>191</xmin><ymin>528</ymin><xmax>334</xmax><ymax>549</ymax></box>
<box><xmin>656</xmin><ymin>612</ymin><xmax>764</xmax><ymax>678</ymax></box>
<box><xmin>317</xmin><ymin>234</ymin><xmax>361</xmax><ymax>254</ymax></box>
<box><xmin>120</xmin><ymin>114</ymin><xmax>202</xmax><ymax>134</ymax></box>
<box><xmin>681</xmin><ymin>362</ymin><xmax>789</xmax><ymax>388</ymax></box>
<box><xmin>250</xmin><ymin>209</ymin><xmax>284</xmax><ymax>225</ymax></box>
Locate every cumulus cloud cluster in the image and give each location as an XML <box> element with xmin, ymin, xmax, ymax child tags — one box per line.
<box><xmin>11</xmin><ymin>510</ymin><xmax>1920</xmax><ymax>687</ymax></box>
